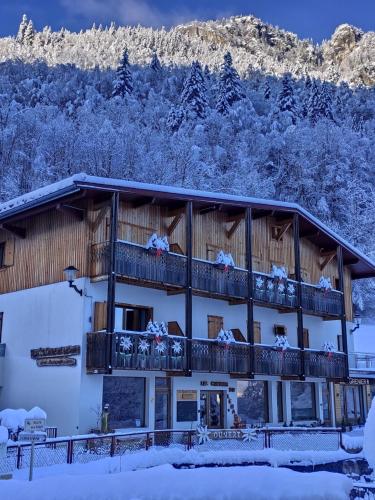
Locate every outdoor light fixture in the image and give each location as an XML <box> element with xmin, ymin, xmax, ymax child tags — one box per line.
<box><xmin>350</xmin><ymin>313</ymin><xmax>362</xmax><ymax>334</ymax></box>
<box><xmin>63</xmin><ymin>265</ymin><xmax>83</xmax><ymax>296</ymax></box>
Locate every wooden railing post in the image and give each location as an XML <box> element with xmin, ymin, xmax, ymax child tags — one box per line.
<box><xmin>337</xmin><ymin>245</ymin><xmax>349</xmax><ymax>379</ymax></box>
<box><xmin>246</xmin><ymin>207</ymin><xmax>255</xmax><ymax>377</ymax></box>
<box><xmin>293</xmin><ymin>214</ymin><xmax>305</xmax><ymax>379</ymax></box>
<box><xmin>106</xmin><ymin>191</ymin><xmax>119</xmax><ymax>374</ymax></box>
<box><xmin>185</xmin><ymin>201</ymin><xmax>193</xmax><ymax>375</ymax></box>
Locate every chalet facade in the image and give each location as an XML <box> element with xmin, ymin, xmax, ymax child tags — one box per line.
<box><xmin>0</xmin><ymin>174</ymin><xmax>374</xmax><ymax>435</ymax></box>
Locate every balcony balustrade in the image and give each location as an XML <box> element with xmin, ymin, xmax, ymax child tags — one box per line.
<box><xmin>90</xmin><ymin>241</ymin><xmax>342</xmax><ymax>317</ymax></box>
<box><xmin>349</xmin><ymin>352</ymin><xmax>375</xmax><ymax>372</ymax></box>
<box><xmin>301</xmin><ymin>283</ymin><xmax>342</xmax><ymax>317</ymax></box>
<box><xmin>86</xmin><ymin>333</ymin><xmax>347</xmax><ymax>379</ymax></box>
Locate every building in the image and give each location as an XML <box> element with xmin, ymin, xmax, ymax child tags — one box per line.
<box><xmin>0</xmin><ymin>174</ymin><xmax>374</xmax><ymax>435</ymax></box>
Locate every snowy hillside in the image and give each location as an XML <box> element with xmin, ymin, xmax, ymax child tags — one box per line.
<box><xmin>0</xmin><ymin>15</ymin><xmax>375</xmax><ymax>85</ymax></box>
<box><xmin>1</xmin><ymin>14</ymin><xmax>375</xmax><ymax>312</ymax></box>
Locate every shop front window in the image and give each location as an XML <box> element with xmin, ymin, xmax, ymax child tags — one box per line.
<box><xmin>291</xmin><ymin>382</ymin><xmax>316</xmax><ymax>421</ymax></box>
<box><xmin>237</xmin><ymin>381</ymin><xmax>268</xmax><ymax>425</ymax></box>
<box><xmin>341</xmin><ymin>385</ymin><xmax>364</xmax><ymax>424</ymax></box>
<box><xmin>103</xmin><ymin>376</ymin><xmax>146</xmax><ymax>429</ymax></box>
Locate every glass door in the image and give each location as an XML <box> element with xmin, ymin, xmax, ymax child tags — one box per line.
<box><xmin>200</xmin><ymin>391</ymin><xmax>224</xmax><ymax>428</ymax></box>
<box><xmin>155</xmin><ymin>378</ymin><xmax>171</xmax><ymax>430</ymax></box>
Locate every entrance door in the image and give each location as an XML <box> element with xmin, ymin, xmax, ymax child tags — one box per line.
<box><xmin>154</xmin><ymin>378</ymin><xmax>171</xmax><ymax>445</ymax></box>
<box><xmin>200</xmin><ymin>391</ymin><xmax>224</xmax><ymax>428</ymax></box>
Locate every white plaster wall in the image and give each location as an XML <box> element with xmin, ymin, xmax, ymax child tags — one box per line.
<box><xmin>0</xmin><ymin>279</ymin><xmax>88</xmax><ymax>435</ymax></box>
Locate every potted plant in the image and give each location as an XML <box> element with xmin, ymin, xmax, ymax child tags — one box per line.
<box><xmin>145</xmin><ymin>233</ymin><xmax>169</xmax><ymax>257</ymax></box>
<box><xmin>214</xmin><ymin>250</ymin><xmax>235</xmax><ymax>271</ymax></box>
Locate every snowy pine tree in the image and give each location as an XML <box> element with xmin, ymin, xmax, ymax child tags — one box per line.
<box><xmin>23</xmin><ymin>20</ymin><xmax>36</xmax><ymax>45</ymax></box>
<box><xmin>16</xmin><ymin>14</ymin><xmax>29</xmax><ymax>43</ymax></box>
<box><xmin>277</xmin><ymin>73</ymin><xmax>298</xmax><ymax>123</ymax></box>
<box><xmin>180</xmin><ymin>61</ymin><xmax>207</xmax><ymax>119</ymax></box>
<box><xmin>150</xmin><ymin>52</ymin><xmax>162</xmax><ymax>72</ymax></box>
<box><xmin>216</xmin><ymin>52</ymin><xmax>244</xmax><ymax>114</ymax></box>
<box><xmin>306</xmin><ymin>80</ymin><xmax>333</xmax><ymax>125</ymax></box>
<box><xmin>112</xmin><ymin>49</ymin><xmax>133</xmax><ymax>98</ymax></box>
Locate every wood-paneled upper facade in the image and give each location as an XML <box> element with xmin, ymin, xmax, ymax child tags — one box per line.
<box><xmin>0</xmin><ymin>174</ymin><xmax>373</xmax><ymax>321</ymax></box>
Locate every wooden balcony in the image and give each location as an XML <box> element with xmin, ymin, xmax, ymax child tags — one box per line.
<box><xmin>301</xmin><ymin>283</ymin><xmax>342</xmax><ymax>317</ymax></box>
<box><xmin>90</xmin><ymin>241</ymin><xmax>342</xmax><ymax>317</ymax></box>
<box><xmin>304</xmin><ymin>350</ymin><xmax>347</xmax><ymax>379</ymax></box>
<box><xmin>86</xmin><ymin>333</ymin><xmax>348</xmax><ymax>379</ymax></box>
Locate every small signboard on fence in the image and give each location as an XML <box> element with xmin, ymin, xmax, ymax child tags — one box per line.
<box><xmin>18</xmin><ymin>431</ymin><xmax>47</xmax><ymax>443</ymax></box>
<box><xmin>24</xmin><ymin>419</ymin><xmax>46</xmax><ymax>433</ymax></box>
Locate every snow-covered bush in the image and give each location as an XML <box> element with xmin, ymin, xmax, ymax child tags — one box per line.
<box><xmin>274</xmin><ymin>335</ymin><xmax>290</xmax><ymax>350</ymax></box>
<box><xmin>145</xmin><ymin>233</ymin><xmax>169</xmax><ymax>253</ymax></box>
<box><xmin>271</xmin><ymin>265</ymin><xmax>288</xmax><ymax>281</ymax></box>
<box><xmin>217</xmin><ymin>328</ymin><xmax>235</xmax><ymax>344</ymax></box>
<box><xmin>322</xmin><ymin>341</ymin><xmax>336</xmax><ymax>352</ymax></box>
<box><xmin>317</xmin><ymin>276</ymin><xmax>332</xmax><ymax>292</ymax></box>
<box><xmin>146</xmin><ymin>321</ymin><xmax>168</xmax><ymax>336</ymax></box>
<box><xmin>215</xmin><ymin>250</ymin><xmax>235</xmax><ymax>268</ymax></box>
<box><xmin>364</xmin><ymin>397</ymin><xmax>375</xmax><ymax>474</ymax></box>
<box><xmin>0</xmin><ymin>406</ymin><xmax>47</xmax><ymax>434</ymax></box>
<box><xmin>0</xmin><ymin>425</ymin><xmax>8</xmax><ymax>444</ymax></box>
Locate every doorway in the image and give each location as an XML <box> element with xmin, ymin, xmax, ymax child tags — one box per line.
<box><xmin>154</xmin><ymin>378</ymin><xmax>171</xmax><ymax>445</ymax></box>
<box><xmin>200</xmin><ymin>390</ymin><xmax>225</xmax><ymax>428</ymax></box>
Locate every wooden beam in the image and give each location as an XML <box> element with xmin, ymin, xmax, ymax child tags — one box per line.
<box><xmin>228</xmin><ymin>299</ymin><xmax>247</xmax><ymax>306</ymax></box>
<box><xmin>199</xmin><ymin>204</ymin><xmax>222</xmax><ymax>215</ymax></box>
<box><xmin>225</xmin><ymin>213</ymin><xmax>245</xmax><ymax>223</ymax></box>
<box><xmin>131</xmin><ymin>197</ymin><xmax>155</xmax><ymax>209</ymax></box>
<box><xmin>252</xmin><ymin>210</ymin><xmax>272</xmax><ymax>220</ymax></box>
<box><xmin>343</xmin><ymin>257</ymin><xmax>360</xmax><ymax>266</ymax></box>
<box><xmin>300</xmin><ymin>229</ymin><xmax>320</xmax><ymax>238</ymax></box>
<box><xmin>56</xmin><ymin>203</ymin><xmax>85</xmax><ymax>221</ymax></box>
<box><xmin>293</xmin><ymin>213</ymin><xmax>305</xmax><ymax>379</ymax></box>
<box><xmin>167</xmin><ymin>289</ymin><xmax>185</xmax><ymax>296</ymax></box>
<box><xmin>166</xmin><ymin>205</ymin><xmax>186</xmax><ymax>217</ymax></box>
<box><xmin>167</xmin><ymin>213</ymin><xmax>183</xmax><ymax>236</ymax></box>
<box><xmin>275</xmin><ymin>221</ymin><xmax>292</xmax><ymax>242</ymax></box>
<box><xmin>0</xmin><ymin>223</ymin><xmax>26</xmax><ymax>239</ymax></box>
<box><xmin>320</xmin><ymin>250</ymin><xmax>336</xmax><ymax>271</ymax></box>
<box><xmin>185</xmin><ymin>201</ymin><xmax>193</xmax><ymax>375</ymax></box>
<box><xmin>90</xmin><ymin>206</ymin><xmax>108</xmax><ymax>233</ymax></box>
<box><xmin>226</xmin><ymin>218</ymin><xmax>242</xmax><ymax>239</ymax></box>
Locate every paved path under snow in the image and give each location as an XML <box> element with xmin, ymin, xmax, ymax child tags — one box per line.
<box><xmin>0</xmin><ymin>464</ymin><xmax>352</xmax><ymax>500</ymax></box>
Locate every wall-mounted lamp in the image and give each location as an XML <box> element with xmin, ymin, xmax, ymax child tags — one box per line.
<box><xmin>63</xmin><ymin>265</ymin><xmax>83</xmax><ymax>296</ymax></box>
<box><xmin>350</xmin><ymin>313</ymin><xmax>361</xmax><ymax>334</ymax></box>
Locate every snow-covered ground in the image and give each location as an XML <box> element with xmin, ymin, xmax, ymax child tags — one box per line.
<box><xmin>0</xmin><ymin>463</ymin><xmax>352</xmax><ymax>500</ymax></box>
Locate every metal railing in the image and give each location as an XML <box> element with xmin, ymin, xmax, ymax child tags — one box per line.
<box><xmin>192</xmin><ymin>259</ymin><xmax>247</xmax><ymax>298</ymax></box>
<box><xmin>301</xmin><ymin>283</ymin><xmax>342</xmax><ymax>316</ymax></box>
<box><xmin>349</xmin><ymin>352</ymin><xmax>375</xmax><ymax>371</ymax></box>
<box><xmin>0</xmin><ymin>427</ymin><xmax>344</xmax><ymax>474</ymax></box>
<box><xmin>86</xmin><ymin>333</ymin><xmax>348</xmax><ymax>378</ymax></box>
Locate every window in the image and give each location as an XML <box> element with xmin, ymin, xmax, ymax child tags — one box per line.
<box><xmin>254</xmin><ymin>321</ymin><xmax>261</xmax><ymax>344</ymax></box>
<box><xmin>103</xmin><ymin>376</ymin><xmax>146</xmax><ymax>428</ymax></box>
<box><xmin>0</xmin><ymin>313</ymin><xmax>3</xmax><ymax>343</ymax></box>
<box><xmin>115</xmin><ymin>304</ymin><xmax>152</xmax><ymax>332</ymax></box>
<box><xmin>237</xmin><ymin>381</ymin><xmax>269</xmax><ymax>424</ymax></box>
<box><xmin>208</xmin><ymin>315</ymin><xmax>223</xmax><ymax>339</ymax></box>
<box><xmin>0</xmin><ymin>242</ymin><xmax>5</xmax><ymax>268</ymax></box>
<box><xmin>303</xmin><ymin>328</ymin><xmax>310</xmax><ymax>348</ymax></box>
<box><xmin>291</xmin><ymin>382</ymin><xmax>316</xmax><ymax>421</ymax></box>
<box><xmin>274</xmin><ymin>324</ymin><xmax>287</xmax><ymax>336</ymax></box>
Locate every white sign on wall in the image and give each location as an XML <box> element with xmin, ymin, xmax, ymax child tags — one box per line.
<box><xmin>24</xmin><ymin>419</ymin><xmax>46</xmax><ymax>433</ymax></box>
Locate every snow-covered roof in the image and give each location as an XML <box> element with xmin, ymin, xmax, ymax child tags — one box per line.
<box><xmin>1</xmin><ymin>173</ymin><xmax>374</xmax><ymax>278</ymax></box>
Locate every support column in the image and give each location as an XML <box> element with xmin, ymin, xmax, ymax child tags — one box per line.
<box><xmin>106</xmin><ymin>191</ymin><xmax>119</xmax><ymax>373</ymax></box>
<box><xmin>337</xmin><ymin>245</ymin><xmax>349</xmax><ymax>379</ymax></box>
<box><xmin>185</xmin><ymin>201</ymin><xmax>193</xmax><ymax>375</ymax></box>
<box><xmin>329</xmin><ymin>382</ymin><xmax>337</xmax><ymax>427</ymax></box>
<box><xmin>293</xmin><ymin>213</ymin><xmax>305</xmax><ymax>378</ymax></box>
<box><xmin>245</xmin><ymin>207</ymin><xmax>254</xmax><ymax>376</ymax></box>
<box><xmin>283</xmin><ymin>381</ymin><xmax>292</xmax><ymax>424</ymax></box>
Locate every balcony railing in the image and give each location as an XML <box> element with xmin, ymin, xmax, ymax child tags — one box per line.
<box><xmin>253</xmin><ymin>345</ymin><xmax>302</xmax><ymax>376</ymax></box>
<box><xmin>304</xmin><ymin>350</ymin><xmax>347</xmax><ymax>379</ymax></box>
<box><xmin>253</xmin><ymin>272</ymin><xmax>297</xmax><ymax>309</ymax></box>
<box><xmin>301</xmin><ymin>283</ymin><xmax>342</xmax><ymax>317</ymax></box>
<box><xmin>90</xmin><ymin>241</ymin><xmax>342</xmax><ymax>316</ymax></box>
<box><xmin>86</xmin><ymin>333</ymin><xmax>348</xmax><ymax>379</ymax></box>
<box><xmin>349</xmin><ymin>352</ymin><xmax>375</xmax><ymax>372</ymax></box>
<box><xmin>191</xmin><ymin>339</ymin><xmax>250</xmax><ymax>373</ymax></box>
